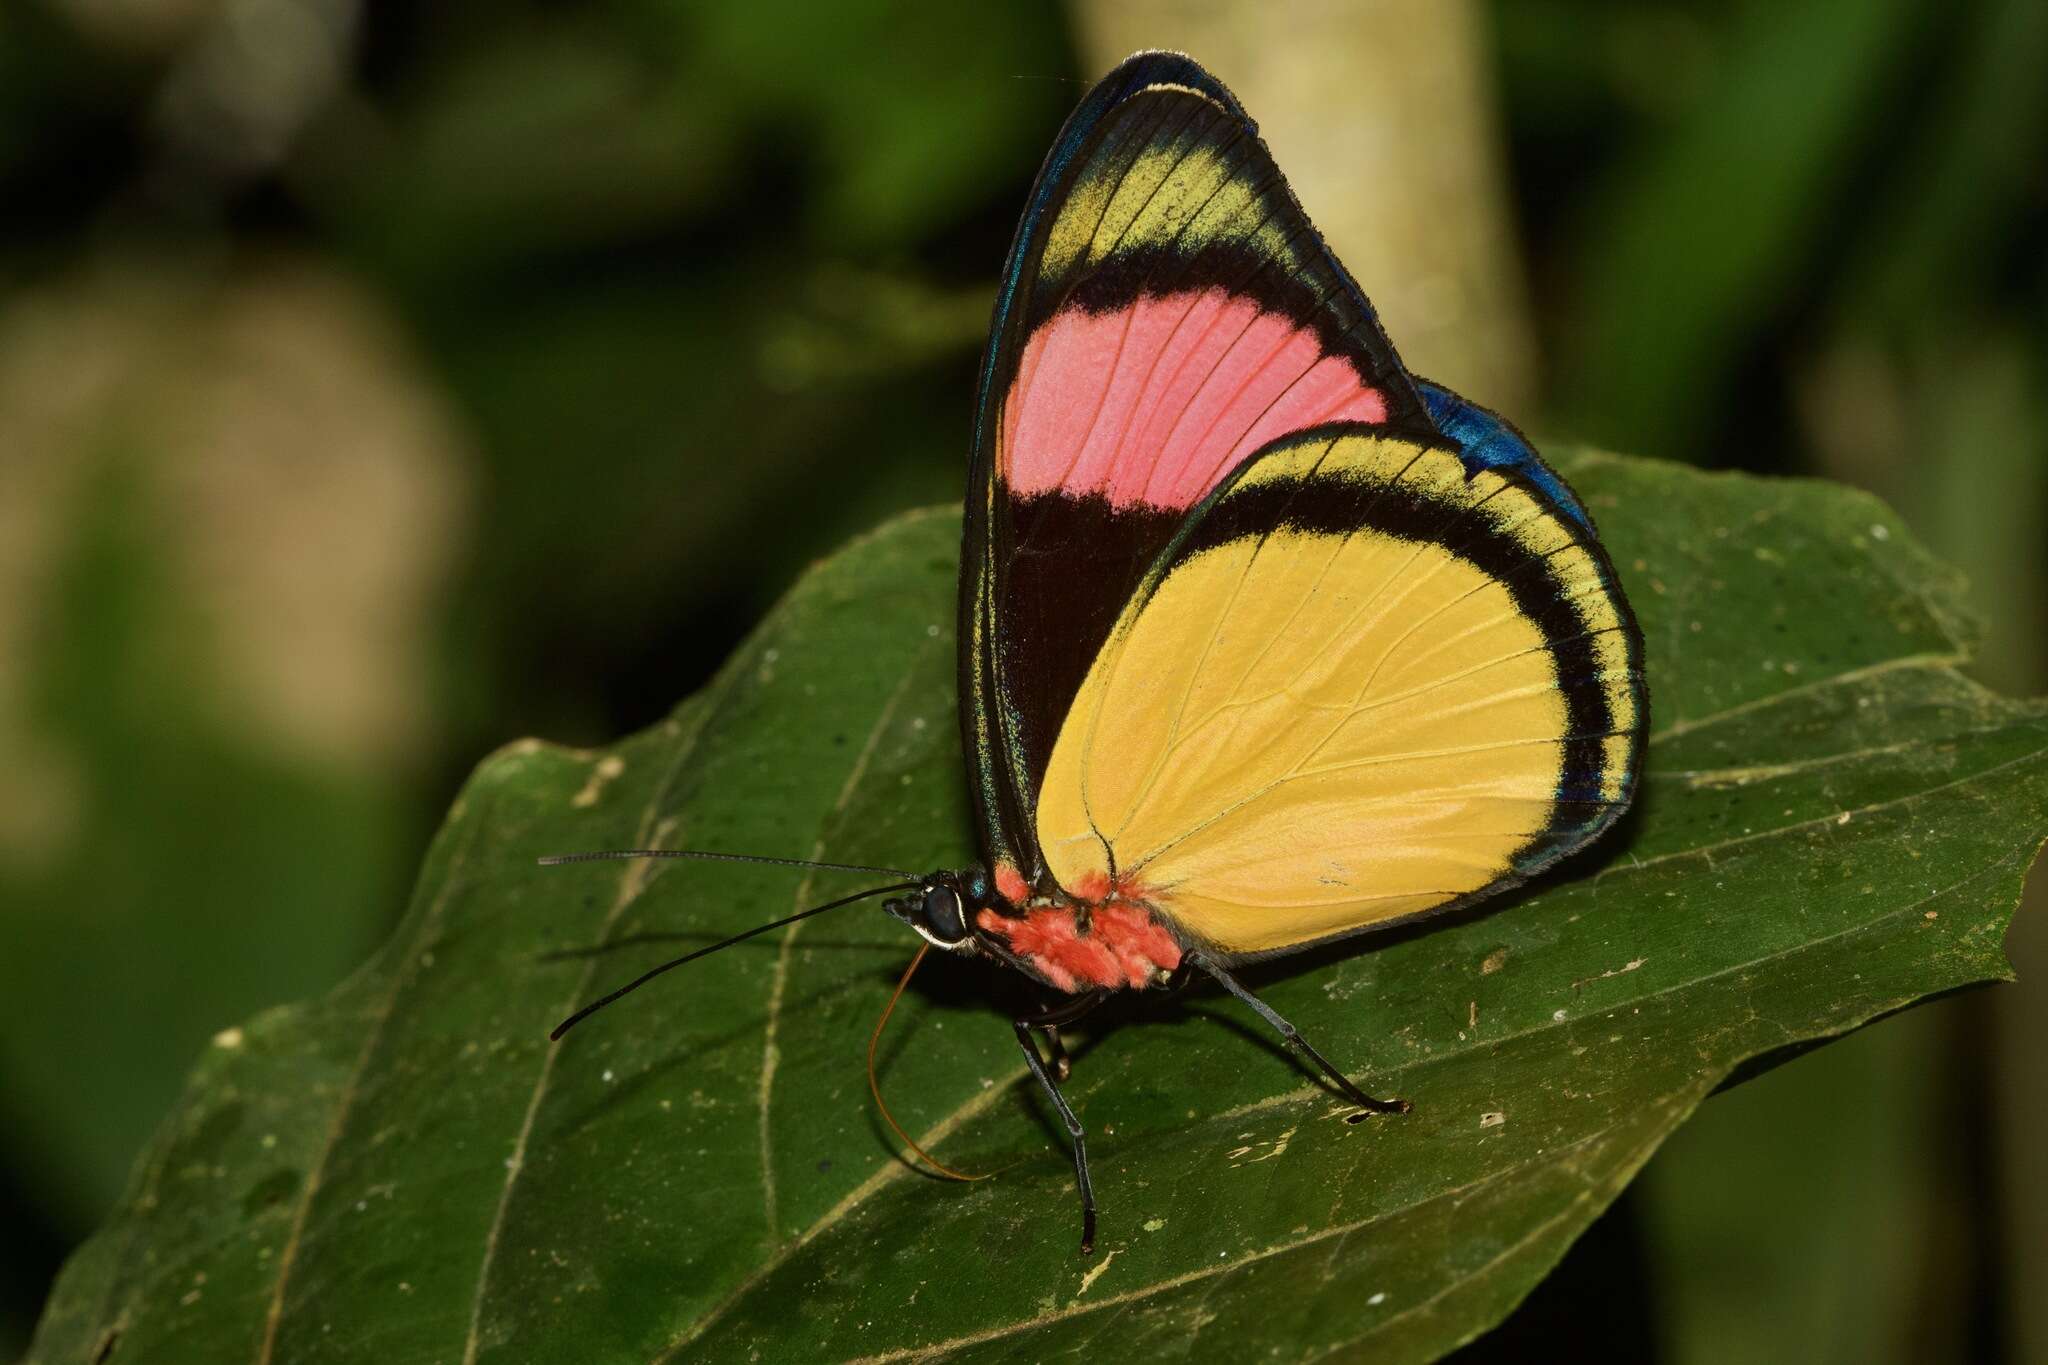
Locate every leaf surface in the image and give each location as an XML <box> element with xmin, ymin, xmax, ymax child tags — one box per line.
<box><xmin>30</xmin><ymin>454</ymin><xmax>2045</xmax><ymax>1364</ymax></box>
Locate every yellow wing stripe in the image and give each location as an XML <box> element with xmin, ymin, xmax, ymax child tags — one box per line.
<box><xmin>1040</xmin><ymin>86</ymin><xmax>1312</xmax><ymax>291</ymax></box>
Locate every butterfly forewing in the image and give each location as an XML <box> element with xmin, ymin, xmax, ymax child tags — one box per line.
<box><xmin>963</xmin><ymin>52</ymin><xmax>1435</xmax><ymax>885</ymax></box>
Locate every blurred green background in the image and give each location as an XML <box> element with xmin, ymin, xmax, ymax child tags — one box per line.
<box><xmin>2</xmin><ymin>0</ymin><xmax>2043</xmax><ymax>1359</ymax></box>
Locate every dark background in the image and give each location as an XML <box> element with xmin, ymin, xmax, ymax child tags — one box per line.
<box><xmin>3</xmin><ymin>0</ymin><xmax>2044</xmax><ymax>1358</ymax></box>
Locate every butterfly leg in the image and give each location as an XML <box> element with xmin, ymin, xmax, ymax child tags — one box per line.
<box><xmin>1040</xmin><ymin>1025</ymin><xmax>1072</xmax><ymax>1081</ymax></box>
<box><xmin>1016</xmin><ymin>989</ymin><xmax>1106</xmax><ymax>1082</ymax></box>
<box><xmin>1013</xmin><ymin>1019</ymin><xmax>1097</xmax><ymax>1254</ymax></box>
<box><xmin>1193</xmin><ymin>954</ymin><xmax>1410</xmax><ymax>1121</ymax></box>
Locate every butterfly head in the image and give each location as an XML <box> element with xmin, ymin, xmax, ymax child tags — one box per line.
<box><xmin>885</xmin><ymin>866</ymin><xmax>992</xmax><ymax>953</ymax></box>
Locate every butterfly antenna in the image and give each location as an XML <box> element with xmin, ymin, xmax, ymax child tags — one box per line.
<box><xmin>868</xmin><ymin>945</ymin><xmax>990</xmax><ymax>1182</ymax></box>
<box><xmin>539</xmin><ymin>848</ymin><xmax>919</xmax><ymax>879</ymax></box>
<box><xmin>549</xmin><ymin>881</ymin><xmax>917</xmax><ymax>1041</ymax></box>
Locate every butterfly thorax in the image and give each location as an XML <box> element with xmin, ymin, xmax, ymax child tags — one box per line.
<box><xmin>973</xmin><ymin>863</ymin><xmax>1182</xmax><ymax>995</ymax></box>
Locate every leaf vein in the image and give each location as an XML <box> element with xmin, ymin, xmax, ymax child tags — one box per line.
<box><xmin>461</xmin><ymin>668</ymin><xmax>746</xmax><ymax>1364</ymax></box>
<box><xmin>255</xmin><ymin>801</ymin><xmax>487</xmax><ymax>1365</ymax></box>
<box><xmin>1608</xmin><ymin>737</ymin><xmax>2048</xmax><ymax>878</ymax></box>
<box><xmin>1648</xmin><ymin>653</ymin><xmax>1966</xmax><ymax>743</ymax></box>
<box><xmin>758</xmin><ymin>648</ymin><xmax>935</xmax><ymax>1241</ymax></box>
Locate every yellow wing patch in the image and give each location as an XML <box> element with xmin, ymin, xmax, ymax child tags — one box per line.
<box><xmin>1035</xmin><ymin>432</ymin><xmax>1640</xmax><ymax>956</ymax></box>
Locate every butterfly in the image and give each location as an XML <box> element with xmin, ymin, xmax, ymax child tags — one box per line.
<box><xmin>548</xmin><ymin>50</ymin><xmax>1646</xmax><ymax>1255</ymax></box>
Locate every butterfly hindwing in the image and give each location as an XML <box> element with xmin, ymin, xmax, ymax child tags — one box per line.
<box><xmin>1032</xmin><ymin>425</ymin><xmax>1646</xmax><ymax>958</ymax></box>
<box><xmin>963</xmin><ymin>52</ymin><xmax>1433</xmax><ymax>883</ymax></box>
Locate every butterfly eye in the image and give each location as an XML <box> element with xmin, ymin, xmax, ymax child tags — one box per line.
<box><xmin>921</xmin><ymin>886</ymin><xmax>966</xmax><ymax>942</ymax></box>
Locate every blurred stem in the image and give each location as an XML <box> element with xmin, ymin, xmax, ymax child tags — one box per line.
<box><xmin>1070</xmin><ymin>0</ymin><xmax>1537</xmax><ymax>412</ymax></box>
<box><xmin>1905</xmin><ymin>332</ymin><xmax>2048</xmax><ymax>1362</ymax></box>
<box><xmin>1836</xmin><ymin>0</ymin><xmax>2048</xmax><ymax>335</ymax></box>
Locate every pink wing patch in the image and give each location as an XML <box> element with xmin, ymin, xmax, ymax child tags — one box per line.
<box><xmin>1002</xmin><ymin>288</ymin><xmax>1387</xmax><ymax>511</ymax></box>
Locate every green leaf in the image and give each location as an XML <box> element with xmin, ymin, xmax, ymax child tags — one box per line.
<box><xmin>28</xmin><ymin>453</ymin><xmax>2045</xmax><ymax>1363</ymax></box>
